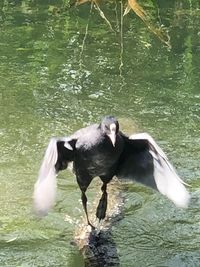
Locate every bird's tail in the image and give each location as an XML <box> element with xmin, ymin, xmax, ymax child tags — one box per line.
<box><xmin>33</xmin><ymin>138</ymin><xmax>58</xmax><ymax>216</ymax></box>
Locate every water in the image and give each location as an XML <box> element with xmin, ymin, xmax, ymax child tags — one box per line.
<box><xmin>0</xmin><ymin>1</ymin><xmax>199</xmax><ymax>266</ymax></box>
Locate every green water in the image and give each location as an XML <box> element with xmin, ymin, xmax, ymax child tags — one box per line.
<box><xmin>0</xmin><ymin>1</ymin><xmax>199</xmax><ymax>266</ymax></box>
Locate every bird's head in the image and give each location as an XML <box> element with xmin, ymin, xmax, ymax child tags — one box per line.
<box><xmin>100</xmin><ymin>116</ymin><xmax>119</xmax><ymax>147</ymax></box>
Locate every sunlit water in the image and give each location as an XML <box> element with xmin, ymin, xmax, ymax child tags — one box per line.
<box><xmin>0</xmin><ymin>1</ymin><xmax>200</xmax><ymax>266</ymax></box>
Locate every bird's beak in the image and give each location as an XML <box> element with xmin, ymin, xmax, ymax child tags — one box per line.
<box><xmin>108</xmin><ymin>123</ymin><xmax>116</xmax><ymax>147</ymax></box>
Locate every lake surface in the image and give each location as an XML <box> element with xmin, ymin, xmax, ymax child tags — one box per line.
<box><xmin>0</xmin><ymin>1</ymin><xmax>200</xmax><ymax>266</ymax></box>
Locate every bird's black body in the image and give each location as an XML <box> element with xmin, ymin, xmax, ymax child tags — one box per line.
<box><xmin>55</xmin><ymin>117</ymin><xmax>125</xmax><ymax>225</ymax></box>
<box><xmin>34</xmin><ymin>116</ymin><xmax>190</xmax><ymax>226</ymax></box>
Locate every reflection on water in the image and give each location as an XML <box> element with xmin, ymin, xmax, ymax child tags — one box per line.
<box><xmin>0</xmin><ymin>1</ymin><xmax>199</xmax><ymax>266</ymax></box>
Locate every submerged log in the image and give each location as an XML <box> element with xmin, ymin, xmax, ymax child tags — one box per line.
<box><xmin>68</xmin><ymin>179</ymin><xmax>124</xmax><ymax>267</ymax></box>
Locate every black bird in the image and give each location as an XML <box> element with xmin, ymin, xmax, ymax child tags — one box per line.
<box><xmin>33</xmin><ymin>116</ymin><xmax>190</xmax><ymax>226</ymax></box>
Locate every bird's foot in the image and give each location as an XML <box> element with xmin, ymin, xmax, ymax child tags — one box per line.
<box><xmin>87</xmin><ymin>221</ymin><xmax>95</xmax><ymax>231</ymax></box>
<box><xmin>95</xmin><ymin>219</ymin><xmax>104</xmax><ymax>235</ymax></box>
<box><xmin>96</xmin><ymin>197</ymin><xmax>107</xmax><ymax>221</ymax></box>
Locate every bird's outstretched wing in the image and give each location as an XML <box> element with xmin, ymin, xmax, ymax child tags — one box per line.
<box><xmin>33</xmin><ymin>137</ymin><xmax>76</xmax><ymax>216</ymax></box>
<box><xmin>116</xmin><ymin>133</ymin><xmax>190</xmax><ymax>208</ymax></box>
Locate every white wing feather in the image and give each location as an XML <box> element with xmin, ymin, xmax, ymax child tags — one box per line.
<box><xmin>33</xmin><ymin>138</ymin><xmax>58</xmax><ymax>216</ymax></box>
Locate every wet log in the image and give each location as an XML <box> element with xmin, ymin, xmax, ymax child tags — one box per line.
<box><xmin>68</xmin><ymin>179</ymin><xmax>124</xmax><ymax>267</ymax></box>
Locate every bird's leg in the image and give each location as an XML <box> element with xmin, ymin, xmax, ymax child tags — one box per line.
<box><xmin>96</xmin><ymin>182</ymin><xmax>108</xmax><ymax>221</ymax></box>
<box><xmin>81</xmin><ymin>190</ymin><xmax>95</xmax><ymax>229</ymax></box>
